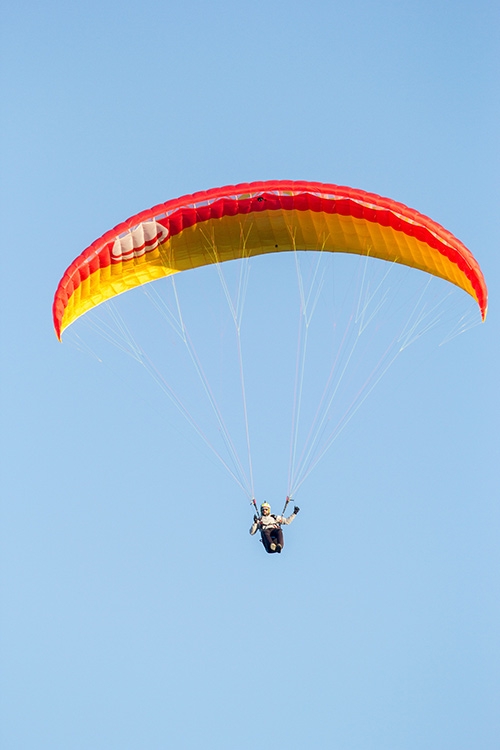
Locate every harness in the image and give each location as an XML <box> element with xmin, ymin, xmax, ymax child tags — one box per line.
<box><xmin>260</xmin><ymin>514</ymin><xmax>280</xmax><ymax>530</ymax></box>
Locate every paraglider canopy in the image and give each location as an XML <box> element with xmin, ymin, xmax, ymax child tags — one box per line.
<box><xmin>53</xmin><ymin>180</ymin><xmax>487</xmax><ymax>340</ymax></box>
<box><xmin>53</xmin><ymin>179</ymin><xmax>488</xmax><ymax>501</ymax></box>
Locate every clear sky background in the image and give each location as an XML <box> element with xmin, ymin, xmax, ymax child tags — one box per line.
<box><xmin>1</xmin><ymin>1</ymin><xmax>499</xmax><ymax>748</ymax></box>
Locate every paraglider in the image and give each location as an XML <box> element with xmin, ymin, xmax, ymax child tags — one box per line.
<box><xmin>250</xmin><ymin>500</ymin><xmax>300</xmax><ymax>554</ymax></box>
<box><xmin>53</xmin><ymin>180</ymin><xmax>487</xmax><ymax>552</ymax></box>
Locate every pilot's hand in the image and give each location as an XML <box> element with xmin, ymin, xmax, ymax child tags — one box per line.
<box><xmin>293</xmin><ymin>506</ymin><xmax>300</xmax><ymax>514</ymax></box>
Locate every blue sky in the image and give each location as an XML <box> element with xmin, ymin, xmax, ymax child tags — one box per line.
<box><xmin>1</xmin><ymin>1</ymin><xmax>499</xmax><ymax>748</ymax></box>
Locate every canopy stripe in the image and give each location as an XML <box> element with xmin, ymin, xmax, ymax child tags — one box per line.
<box><xmin>53</xmin><ymin>180</ymin><xmax>487</xmax><ymax>339</ymax></box>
